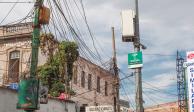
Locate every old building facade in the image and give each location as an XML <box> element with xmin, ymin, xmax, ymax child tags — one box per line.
<box><xmin>0</xmin><ymin>22</ymin><xmax>115</xmax><ymax>107</ymax></box>
<box><xmin>72</xmin><ymin>57</ymin><xmax>115</xmax><ymax>106</ymax></box>
<box><xmin>0</xmin><ymin>22</ymin><xmax>46</xmax><ymax>85</ymax></box>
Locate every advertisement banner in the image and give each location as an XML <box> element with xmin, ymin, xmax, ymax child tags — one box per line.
<box><xmin>186</xmin><ymin>51</ymin><xmax>194</xmax><ymax>112</ymax></box>
<box><xmin>186</xmin><ymin>63</ymin><xmax>194</xmax><ymax>112</ymax></box>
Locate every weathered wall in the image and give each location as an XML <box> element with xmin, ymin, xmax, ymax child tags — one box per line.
<box><xmin>0</xmin><ymin>22</ymin><xmax>115</xmax><ymax>108</ymax></box>
<box><xmin>0</xmin><ymin>22</ymin><xmax>47</xmax><ymax>85</ymax></box>
<box><xmin>71</xmin><ymin>57</ymin><xmax>115</xmax><ymax>106</ymax></box>
<box><xmin>0</xmin><ymin>87</ymin><xmax>77</xmax><ymax>112</ymax></box>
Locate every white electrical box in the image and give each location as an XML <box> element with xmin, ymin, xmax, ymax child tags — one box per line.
<box><xmin>121</xmin><ymin>10</ymin><xmax>136</xmax><ymax>42</ymax></box>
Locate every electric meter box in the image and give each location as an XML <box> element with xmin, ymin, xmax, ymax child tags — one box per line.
<box><xmin>39</xmin><ymin>6</ymin><xmax>50</xmax><ymax>24</ymax></box>
<box><xmin>121</xmin><ymin>10</ymin><xmax>136</xmax><ymax>42</ymax></box>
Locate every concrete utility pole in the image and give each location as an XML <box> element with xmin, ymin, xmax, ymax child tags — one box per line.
<box><xmin>112</xmin><ymin>27</ymin><xmax>120</xmax><ymax>112</ymax></box>
<box><xmin>134</xmin><ymin>0</ymin><xmax>144</xmax><ymax>112</ymax></box>
<box><xmin>30</xmin><ymin>0</ymin><xmax>43</xmax><ymax>78</ymax></box>
<box><xmin>26</xmin><ymin>0</ymin><xmax>43</xmax><ymax>112</ymax></box>
<box><xmin>17</xmin><ymin>1</ymin><xmax>50</xmax><ymax>112</ymax></box>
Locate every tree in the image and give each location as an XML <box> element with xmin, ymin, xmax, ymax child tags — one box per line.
<box><xmin>38</xmin><ymin>35</ymin><xmax>79</xmax><ymax>96</ymax></box>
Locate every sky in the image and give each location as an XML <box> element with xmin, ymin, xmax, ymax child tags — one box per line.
<box><xmin>82</xmin><ymin>0</ymin><xmax>194</xmax><ymax>108</ymax></box>
<box><xmin>0</xmin><ymin>0</ymin><xmax>194</xmax><ymax>109</ymax></box>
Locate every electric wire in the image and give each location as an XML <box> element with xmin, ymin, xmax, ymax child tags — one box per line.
<box><xmin>119</xmin><ymin>69</ymin><xmax>178</xmax><ymax>110</ymax></box>
<box><xmin>0</xmin><ymin>0</ymin><xmax>20</xmax><ymax>25</ymax></box>
<box><xmin>119</xmin><ymin>69</ymin><xmax>177</xmax><ymax>97</ymax></box>
<box><xmin>0</xmin><ymin>1</ymin><xmax>34</xmax><ymax>4</ymax></box>
<box><xmin>46</xmin><ymin>0</ymin><xmax>108</xmax><ymax>68</ymax></box>
<box><xmin>6</xmin><ymin>8</ymin><xmax>34</xmax><ymax>26</ymax></box>
<box><xmin>144</xmin><ymin>53</ymin><xmax>176</xmax><ymax>57</ymax></box>
<box><xmin>142</xmin><ymin>81</ymin><xmax>177</xmax><ymax>96</ymax></box>
<box><xmin>79</xmin><ymin>0</ymin><xmax>104</xmax><ymax>64</ymax></box>
<box><xmin>143</xmin><ymin>91</ymin><xmax>172</xmax><ymax>112</ymax></box>
<box><xmin>72</xmin><ymin>73</ymin><xmax>134</xmax><ymax>98</ymax></box>
<box><xmin>120</xmin><ymin>83</ymin><xmax>135</xmax><ymax>111</ymax></box>
<box><xmin>49</xmin><ymin>0</ymin><xmax>94</xmax><ymax>61</ymax></box>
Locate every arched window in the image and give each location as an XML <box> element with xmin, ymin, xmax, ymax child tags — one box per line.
<box><xmin>8</xmin><ymin>50</ymin><xmax>20</xmax><ymax>83</ymax></box>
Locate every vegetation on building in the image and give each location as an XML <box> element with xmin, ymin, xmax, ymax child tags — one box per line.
<box><xmin>38</xmin><ymin>33</ymin><xmax>79</xmax><ymax>97</ymax></box>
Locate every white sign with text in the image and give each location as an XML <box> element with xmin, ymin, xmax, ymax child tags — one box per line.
<box><xmin>86</xmin><ymin>106</ymin><xmax>113</xmax><ymax>112</ymax></box>
<box><xmin>187</xmin><ymin>63</ymin><xmax>194</xmax><ymax>112</ymax></box>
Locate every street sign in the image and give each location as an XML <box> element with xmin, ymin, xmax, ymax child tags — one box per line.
<box><xmin>128</xmin><ymin>51</ymin><xmax>143</xmax><ymax>69</ymax></box>
<box><xmin>86</xmin><ymin>105</ymin><xmax>113</xmax><ymax>112</ymax></box>
<box><xmin>9</xmin><ymin>83</ymin><xmax>18</xmax><ymax>90</ymax></box>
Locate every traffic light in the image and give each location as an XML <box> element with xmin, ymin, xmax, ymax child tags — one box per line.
<box><xmin>17</xmin><ymin>78</ymin><xmax>39</xmax><ymax>110</ymax></box>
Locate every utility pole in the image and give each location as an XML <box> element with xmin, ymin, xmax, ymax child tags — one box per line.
<box><xmin>30</xmin><ymin>0</ymin><xmax>43</xmax><ymax>78</ymax></box>
<box><xmin>26</xmin><ymin>0</ymin><xmax>43</xmax><ymax>112</ymax></box>
<box><xmin>134</xmin><ymin>0</ymin><xmax>144</xmax><ymax>112</ymax></box>
<box><xmin>16</xmin><ymin>0</ymin><xmax>44</xmax><ymax>112</ymax></box>
<box><xmin>112</xmin><ymin>27</ymin><xmax>120</xmax><ymax>112</ymax></box>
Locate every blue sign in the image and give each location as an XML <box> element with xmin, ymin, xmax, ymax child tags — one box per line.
<box><xmin>9</xmin><ymin>83</ymin><xmax>18</xmax><ymax>90</ymax></box>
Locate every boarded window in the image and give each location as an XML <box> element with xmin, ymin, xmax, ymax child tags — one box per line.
<box><xmin>97</xmin><ymin>76</ymin><xmax>100</xmax><ymax>93</ymax></box>
<box><xmin>8</xmin><ymin>51</ymin><xmax>20</xmax><ymax>83</ymax></box>
<box><xmin>105</xmin><ymin>81</ymin><xmax>108</xmax><ymax>96</ymax></box>
<box><xmin>81</xmin><ymin>71</ymin><xmax>85</xmax><ymax>88</ymax></box>
<box><xmin>88</xmin><ymin>74</ymin><xmax>92</xmax><ymax>90</ymax></box>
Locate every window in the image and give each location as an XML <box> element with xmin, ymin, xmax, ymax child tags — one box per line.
<box><xmin>8</xmin><ymin>51</ymin><xmax>20</xmax><ymax>83</ymax></box>
<box><xmin>97</xmin><ymin>76</ymin><xmax>100</xmax><ymax>93</ymax></box>
<box><xmin>10</xmin><ymin>51</ymin><xmax>20</xmax><ymax>59</ymax></box>
<box><xmin>81</xmin><ymin>71</ymin><xmax>85</xmax><ymax>88</ymax></box>
<box><xmin>105</xmin><ymin>81</ymin><xmax>108</xmax><ymax>96</ymax></box>
<box><xmin>88</xmin><ymin>74</ymin><xmax>92</xmax><ymax>90</ymax></box>
<box><xmin>73</xmin><ymin>66</ymin><xmax>78</xmax><ymax>84</ymax></box>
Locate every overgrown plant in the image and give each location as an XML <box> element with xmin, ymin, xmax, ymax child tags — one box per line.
<box><xmin>38</xmin><ymin>35</ymin><xmax>79</xmax><ymax>96</ymax></box>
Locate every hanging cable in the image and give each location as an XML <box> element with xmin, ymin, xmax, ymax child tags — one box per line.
<box><xmin>0</xmin><ymin>0</ymin><xmax>20</xmax><ymax>25</ymax></box>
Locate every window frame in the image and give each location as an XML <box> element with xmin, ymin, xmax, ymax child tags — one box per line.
<box><xmin>97</xmin><ymin>76</ymin><xmax>100</xmax><ymax>93</ymax></box>
<box><xmin>88</xmin><ymin>74</ymin><xmax>92</xmax><ymax>90</ymax></box>
<box><xmin>105</xmin><ymin>81</ymin><xmax>108</xmax><ymax>96</ymax></box>
<box><xmin>81</xmin><ymin>71</ymin><xmax>85</xmax><ymax>88</ymax></box>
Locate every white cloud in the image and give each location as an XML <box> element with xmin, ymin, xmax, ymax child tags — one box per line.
<box><xmin>143</xmin><ymin>72</ymin><xmax>176</xmax><ymax>90</ymax></box>
<box><xmin>143</xmin><ymin>59</ymin><xmax>176</xmax><ymax>72</ymax></box>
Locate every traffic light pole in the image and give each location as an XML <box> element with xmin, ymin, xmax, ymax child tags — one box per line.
<box><xmin>134</xmin><ymin>0</ymin><xmax>144</xmax><ymax>112</ymax></box>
